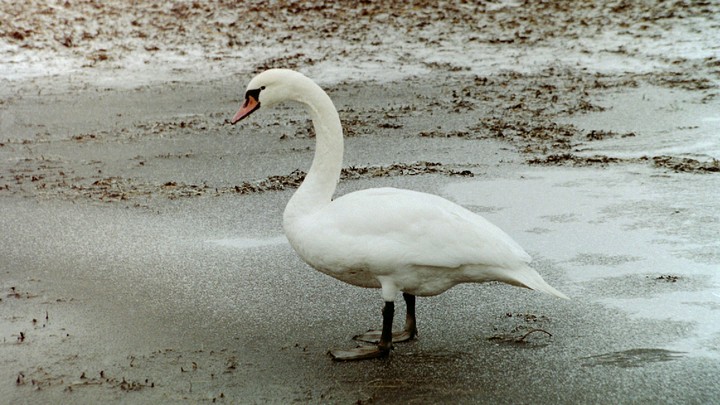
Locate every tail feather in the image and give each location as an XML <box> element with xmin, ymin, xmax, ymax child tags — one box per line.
<box><xmin>507</xmin><ymin>265</ymin><xmax>569</xmax><ymax>300</ymax></box>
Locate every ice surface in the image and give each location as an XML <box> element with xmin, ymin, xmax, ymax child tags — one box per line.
<box><xmin>444</xmin><ymin>167</ymin><xmax>720</xmax><ymax>358</ymax></box>
<box><xmin>209</xmin><ymin>236</ymin><xmax>288</xmax><ymax>249</ymax></box>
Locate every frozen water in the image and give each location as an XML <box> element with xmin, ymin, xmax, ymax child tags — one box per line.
<box><xmin>209</xmin><ymin>236</ymin><xmax>288</xmax><ymax>249</ymax></box>
<box><xmin>444</xmin><ymin>167</ymin><xmax>720</xmax><ymax>358</ymax></box>
<box><xmin>563</xmin><ymin>86</ymin><xmax>720</xmax><ymax>161</ymax></box>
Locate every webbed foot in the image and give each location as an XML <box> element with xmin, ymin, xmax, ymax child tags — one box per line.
<box><xmin>353</xmin><ymin>328</ymin><xmax>415</xmax><ymax>343</ymax></box>
<box><xmin>328</xmin><ymin>345</ymin><xmax>391</xmax><ymax>361</ymax></box>
<box><xmin>329</xmin><ymin>294</ymin><xmax>418</xmax><ymax>361</ymax></box>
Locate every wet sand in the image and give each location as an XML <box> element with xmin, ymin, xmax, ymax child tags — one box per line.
<box><xmin>2</xmin><ymin>1</ymin><xmax>720</xmax><ymax>403</ymax></box>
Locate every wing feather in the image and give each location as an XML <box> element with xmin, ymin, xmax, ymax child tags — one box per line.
<box><xmin>302</xmin><ymin>187</ymin><xmax>531</xmax><ymax>271</ymax></box>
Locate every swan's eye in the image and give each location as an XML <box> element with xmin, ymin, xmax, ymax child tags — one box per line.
<box><xmin>261</xmin><ymin>86</ymin><xmax>266</xmax><ymax>90</ymax></box>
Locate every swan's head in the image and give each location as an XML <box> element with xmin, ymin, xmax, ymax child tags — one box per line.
<box><xmin>230</xmin><ymin>69</ymin><xmax>311</xmax><ymax>125</ymax></box>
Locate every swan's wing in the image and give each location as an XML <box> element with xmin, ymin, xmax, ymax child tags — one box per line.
<box><xmin>302</xmin><ymin>187</ymin><xmax>531</xmax><ymax>271</ymax></box>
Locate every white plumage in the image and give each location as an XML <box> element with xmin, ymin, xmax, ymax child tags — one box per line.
<box><xmin>231</xmin><ymin>69</ymin><xmax>567</xmax><ymax>360</ymax></box>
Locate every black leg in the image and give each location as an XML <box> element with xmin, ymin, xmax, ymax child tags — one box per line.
<box><xmin>378</xmin><ymin>301</ymin><xmax>394</xmax><ymax>353</ymax></box>
<box><xmin>353</xmin><ymin>293</ymin><xmax>419</xmax><ymax>344</ymax></box>
<box><xmin>403</xmin><ymin>292</ymin><xmax>418</xmax><ymax>340</ymax></box>
<box><xmin>329</xmin><ymin>300</ymin><xmax>395</xmax><ymax>361</ymax></box>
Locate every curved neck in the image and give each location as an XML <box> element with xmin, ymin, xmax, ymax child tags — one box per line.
<box><xmin>284</xmin><ymin>83</ymin><xmax>344</xmax><ymax>220</ymax></box>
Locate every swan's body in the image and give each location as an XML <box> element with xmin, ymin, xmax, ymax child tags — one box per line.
<box><xmin>287</xmin><ymin>187</ymin><xmax>547</xmax><ymax>297</ymax></box>
<box><xmin>231</xmin><ymin>69</ymin><xmax>567</xmax><ymax>360</ymax></box>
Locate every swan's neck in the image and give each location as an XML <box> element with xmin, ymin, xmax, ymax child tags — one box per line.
<box><xmin>284</xmin><ymin>84</ymin><xmax>344</xmax><ymax>222</ymax></box>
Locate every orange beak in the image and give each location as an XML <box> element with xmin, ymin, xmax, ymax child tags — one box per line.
<box><xmin>230</xmin><ymin>95</ymin><xmax>260</xmax><ymax>124</ymax></box>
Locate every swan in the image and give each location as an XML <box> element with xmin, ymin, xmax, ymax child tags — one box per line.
<box><xmin>231</xmin><ymin>69</ymin><xmax>568</xmax><ymax>361</ymax></box>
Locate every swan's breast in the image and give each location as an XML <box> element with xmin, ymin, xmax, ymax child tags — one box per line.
<box><xmin>283</xmin><ymin>218</ymin><xmax>383</xmax><ymax>288</ymax></box>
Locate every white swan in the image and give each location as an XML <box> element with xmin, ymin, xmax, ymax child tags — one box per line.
<box><xmin>231</xmin><ymin>69</ymin><xmax>568</xmax><ymax>361</ymax></box>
